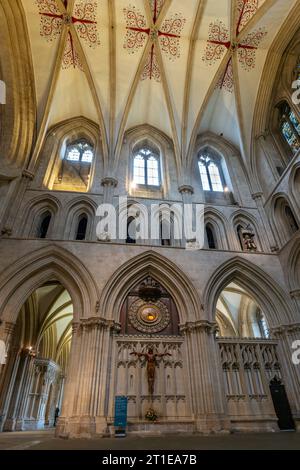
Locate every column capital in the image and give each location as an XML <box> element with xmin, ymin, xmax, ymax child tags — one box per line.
<box><xmin>252</xmin><ymin>192</ymin><xmax>264</xmax><ymax>201</ymax></box>
<box><xmin>4</xmin><ymin>321</ymin><xmax>15</xmax><ymax>336</ymax></box>
<box><xmin>255</xmin><ymin>130</ymin><xmax>270</xmax><ymax>141</ymax></box>
<box><xmin>180</xmin><ymin>320</ymin><xmax>218</xmax><ymax>335</ymax></box>
<box><xmin>79</xmin><ymin>316</ymin><xmax>121</xmax><ymax>332</ymax></box>
<box><xmin>270</xmin><ymin>323</ymin><xmax>300</xmax><ymax>336</ymax></box>
<box><xmin>101</xmin><ymin>177</ymin><xmax>118</xmax><ymax>188</ymax></box>
<box><xmin>290</xmin><ymin>289</ymin><xmax>300</xmax><ymax>299</ymax></box>
<box><xmin>22</xmin><ymin>169</ymin><xmax>35</xmax><ymax>180</ymax></box>
<box><xmin>178</xmin><ymin>184</ymin><xmax>194</xmax><ymax>195</ymax></box>
<box><xmin>1</xmin><ymin>227</ymin><xmax>12</xmax><ymax>237</ymax></box>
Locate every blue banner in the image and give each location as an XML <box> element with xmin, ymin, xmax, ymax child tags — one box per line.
<box><xmin>114</xmin><ymin>396</ymin><xmax>128</xmax><ymax>428</ymax></box>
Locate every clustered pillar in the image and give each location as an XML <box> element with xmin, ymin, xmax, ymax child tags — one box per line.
<box><xmin>56</xmin><ymin>317</ymin><xmax>120</xmax><ymax>438</ymax></box>
<box><xmin>182</xmin><ymin>320</ymin><xmax>230</xmax><ymax>433</ymax></box>
<box><xmin>271</xmin><ymin>322</ymin><xmax>300</xmax><ymax>430</ymax></box>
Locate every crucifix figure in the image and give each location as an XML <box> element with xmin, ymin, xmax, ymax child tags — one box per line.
<box><xmin>131</xmin><ymin>348</ymin><xmax>171</xmax><ymax>396</ymax></box>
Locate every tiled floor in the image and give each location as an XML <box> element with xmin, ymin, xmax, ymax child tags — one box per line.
<box><xmin>0</xmin><ymin>430</ymin><xmax>299</xmax><ymax>450</ymax></box>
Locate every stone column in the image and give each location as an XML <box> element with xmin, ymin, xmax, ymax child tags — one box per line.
<box><xmin>271</xmin><ymin>323</ymin><xmax>300</xmax><ymax>430</ymax></box>
<box><xmin>178</xmin><ymin>185</ymin><xmax>197</xmax><ymax>249</ymax></box>
<box><xmin>181</xmin><ymin>321</ymin><xmax>230</xmax><ymax>433</ymax></box>
<box><xmin>0</xmin><ymin>170</ymin><xmax>34</xmax><ymax>237</ymax></box>
<box><xmin>252</xmin><ymin>192</ymin><xmax>278</xmax><ymax>252</ymax></box>
<box><xmin>0</xmin><ymin>321</ymin><xmax>17</xmax><ymax>398</ymax></box>
<box><xmin>21</xmin><ymin>358</ymin><xmax>60</xmax><ymax>430</ymax></box>
<box><xmin>255</xmin><ymin>132</ymin><xmax>279</xmax><ymax>183</ymax></box>
<box><xmin>178</xmin><ymin>185</ymin><xmax>194</xmax><ymax>205</ymax></box>
<box><xmin>1</xmin><ymin>348</ymin><xmax>34</xmax><ymax>431</ymax></box>
<box><xmin>101</xmin><ymin>177</ymin><xmax>118</xmax><ymax>205</ymax></box>
<box><xmin>290</xmin><ymin>290</ymin><xmax>300</xmax><ymax>313</ymax></box>
<box><xmin>56</xmin><ymin>318</ymin><xmax>120</xmax><ymax>438</ymax></box>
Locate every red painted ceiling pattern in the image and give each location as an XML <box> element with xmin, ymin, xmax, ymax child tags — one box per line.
<box><xmin>123</xmin><ymin>1</ymin><xmax>186</xmax><ymax>82</ymax></box>
<box><xmin>203</xmin><ymin>0</ymin><xmax>267</xmax><ymax>92</ymax></box>
<box><xmin>36</xmin><ymin>0</ymin><xmax>100</xmax><ymax>70</ymax></box>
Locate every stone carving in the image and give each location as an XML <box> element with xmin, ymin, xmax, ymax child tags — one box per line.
<box><xmin>130</xmin><ymin>347</ymin><xmax>171</xmax><ymax>396</ymax></box>
<box><xmin>113</xmin><ymin>339</ymin><xmax>189</xmax><ymax>421</ymax></box>
<box><xmin>239</xmin><ymin>225</ymin><xmax>258</xmax><ymax>251</ymax></box>
<box><xmin>218</xmin><ymin>339</ymin><xmax>281</xmax><ymax>401</ymax></box>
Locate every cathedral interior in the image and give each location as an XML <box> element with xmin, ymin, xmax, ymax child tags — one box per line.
<box><xmin>0</xmin><ymin>0</ymin><xmax>300</xmax><ymax>440</ymax></box>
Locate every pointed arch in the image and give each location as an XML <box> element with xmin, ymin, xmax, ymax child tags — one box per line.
<box><xmin>204</xmin><ymin>207</ymin><xmax>231</xmax><ymax>250</ymax></box>
<box><xmin>0</xmin><ymin>245</ymin><xmax>100</xmax><ymax>324</ymax></box>
<box><xmin>41</xmin><ymin>116</ymin><xmax>102</xmax><ymax>191</ymax></box>
<box><xmin>18</xmin><ymin>194</ymin><xmax>62</xmax><ymax>238</ymax></box>
<box><xmin>231</xmin><ymin>209</ymin><xmax>265</xmax><ymax>251</ymax></box>
<box><xmin>203</xmin><ymin>257</ymin><xmax>295</xmax><ymax>327</ymax></box>
<box><xmin>99</xmin><ymin>251</ymin><xmax>202</xmax><ymax>323</ymax></box>
<box><xmin>189</xmin><ymin>132</ymin><xmax>250</xmax><ymax>199</ymax></box>
<box><xmin>124</xmin><ymin>124</ymin><xmax>176</xmax><ymax>191</ymax></box>
<box><xmin>287</xmin><ymin>237</ymin><xmax>300</xmax><ymax>291</ymax></box>
<box><xmin>270</xmin><ymin>193</ymin><xmax>300</xmax><ymax>246</ymax></box>
<box><xmin>289</xmin><ymin>162</ymin><xmax>300</xmax><ymax>209</ymax></box>
<box><xmin>63</xmin><ymin>196</ymin><xmax>97</xmax><ymax>240</ymax></box>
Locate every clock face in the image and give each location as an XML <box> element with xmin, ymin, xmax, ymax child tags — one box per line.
<box><xmin>128</xmin><ymin>299</ymin><xmax>171</xmax><ymax>333</ymax></box>
<box><xmin>140</xmin><ymin>306</ymin><xmax>159</xmax><ymax>323</ymax></box>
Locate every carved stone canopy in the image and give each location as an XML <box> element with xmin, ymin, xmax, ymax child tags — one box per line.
<box><xmin>138</xmin><ymin>277</ymin><xmax>162</xmax><ymax>302</ymax></box>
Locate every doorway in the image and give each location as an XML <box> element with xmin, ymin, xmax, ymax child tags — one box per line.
<box><xmin>270</xmin><ymin>376</ymin><xmax>295</xmax><ymax>431</ymax></box>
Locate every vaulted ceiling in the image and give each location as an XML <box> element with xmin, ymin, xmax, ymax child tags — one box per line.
<box><xmin>21</xmin><ymin>0</ymin><xmax>299</xmax><ymax>173</ymax></box>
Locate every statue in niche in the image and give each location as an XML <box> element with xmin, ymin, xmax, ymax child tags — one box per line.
<box><xmin>131</xmin><ymin>348</ymin><xmax>171</xmax><ymax>396</ymax></box>
<box><xmin>239</xmin><ymin>225</ymin><xmax>258</xmax><ymax>252</ymax></box>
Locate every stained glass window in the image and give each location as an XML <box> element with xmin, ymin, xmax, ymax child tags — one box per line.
<box><xmin>198</xmin><ymin>154</ymin><xmax>225</xmax><ymax>192</ymax></box>
<box><xmin>289</xmin><ymin>111</ymin><xmax>300</xmax><ymax>135</ymax></box>
<box><xmin>256</xmin><ymin>310</ymin><xmax>269</xmax><ymax>339</ymax></box>
<box><xmin>279</xmin><ymin>103</ymin><xmax>300</xmax><ymax>154</ymax></box>
<box><xmin>281</xmin><ymin>121</ymin><xmax>300</xmax><ymax>154</ymax></box>
<box><xmin>133</xmin><ymin>148</ymin><xmax>160</xmax><ymax>187</ymax></box>
<box><xmin>66</xmin><ymin>140</ymin><xmax>94</xmax><ymax>163</ymax></box>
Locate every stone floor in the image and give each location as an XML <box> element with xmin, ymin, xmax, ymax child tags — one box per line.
<box><xmin>0</xmin><ymin>430</ymin><xmax>299</xmax><ymax>450</ymax></box>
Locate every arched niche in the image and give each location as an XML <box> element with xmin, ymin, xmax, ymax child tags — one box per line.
<box><xmin>99</xmin><ymin>251</ymin><xmax>202</xmax><ymax>325</ymax></box>
<box><xmin>204</xmin><ymin>257</ymin><xmax>296</xmax><ymax>328</ymax></box>
<box><xmin>35</xmin><ymin>117</ymin><xmax>102</xmax><ymax>193</ymax></box>
<box><xmin>216</xmin><ymin>282</ymin><xmax>269</xmax><ymax>339</ymax></box>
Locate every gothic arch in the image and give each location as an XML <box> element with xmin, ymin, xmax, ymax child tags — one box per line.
<box><xmin>100</xmin><ymin>251</ymin><xmax>202</xmax><ymax>324</ymax></box>
<box><xmin>19</xmin><ymin>194</ymin><xmax>62</xmax><ymax>238</ymax></box>
<box><xmin>270</xmin><ymin>193</ymin><xmax>300</xmax><ymax>245</ymax></box>
<box><xmin>117</xmin><ymin>198</ymin><xmax>149</xmax><ymax>243</ymax></box>
<box><xmin>0</xmin><ymin>245</ymin><xmax>99</xmax><ymax>324</ymax></box>
<box><xmin>251</xmin><ymin>4</ymin><xmax>300</xmax><ymax>188</ymax></box>
<box><xmin>287</xmin><ymin>237</ymin><xmax>300</xmax><ymax>291</ymax></box>
<box><xmin>204</xmin><ymin>208</ymin><xmax>231</xmax><ymax>250</ymax></box>
<box><xmin>203</xmin><ymin>257</ymin><xmax>296</xmax><ymax>327</ymax></box>
<box><xmin>190</xmin><ymin>132</ymin><xmax>251</xmax><ymax>202</ymax></box>
<box><xmin>231</xmin><ymin>210</ymin><xmax>264</xmax><ymax>251</ymax></box>
<box><xmin>125</xmin><ymin>124</ymin><xmax>174</xmax><ymax>159</ymax></box>
<box><xmin>289</xmin><ymin>162</ymin><xmax>300</xmax><ymax>209</ymax></box>
<box><xmin>40</xmin><ymin>116</ymin><xmax>102</xmax><ymax>191</ymax></box>
<box><xmin>124</xmin><ymin>124</ymin><xmax>177</xmax><ymax>189</ymax></box>
<box><xmin>63</xmin><ymin>196</ymin><xmax>97</xmax><ymax>240</ymax></box>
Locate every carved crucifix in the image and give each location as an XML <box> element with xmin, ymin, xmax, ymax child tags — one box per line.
<box><xmin>131</xmin><ymin>347</ymin><xmax>171</xmax><ymax>396</ymax></box>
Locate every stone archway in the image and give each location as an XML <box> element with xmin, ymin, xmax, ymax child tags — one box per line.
<box><xmin>204</xmin><ymin>256</ymin><xmax>300</xmax><ymax>432</ymax></box>
<box><xmin>100</xmin><ymin>250</ymin><xmax>202</xmax><ymax>325</ymax></box>
<box><xmin>0</xmin><ymin>245</ymin><xmax>100</xmax><ymax>435</ymax></box>
<box><xmin>100</xmin><ymin>251</ymin><xmax>229</xmax><ymax>434</ymax></box>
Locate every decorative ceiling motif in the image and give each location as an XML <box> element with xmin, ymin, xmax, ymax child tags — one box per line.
<box><xmin>19</xmin><ymin>0</ymin><xmax>298</xmax><ymax>171</ymax></box>
<box><xmin>123</xmin><ymin>1</ymin><xmax>186</xmax><ymax>82</ymax></box>
<box><xmin>36</xmin><ymin>0</ymin><xmax>100</xmax><ymax>69</ymax></box>
<box><xmin>202</xmin><ymin>0</ymin><xmax>267</xmax><ymax>92</ymax></box>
